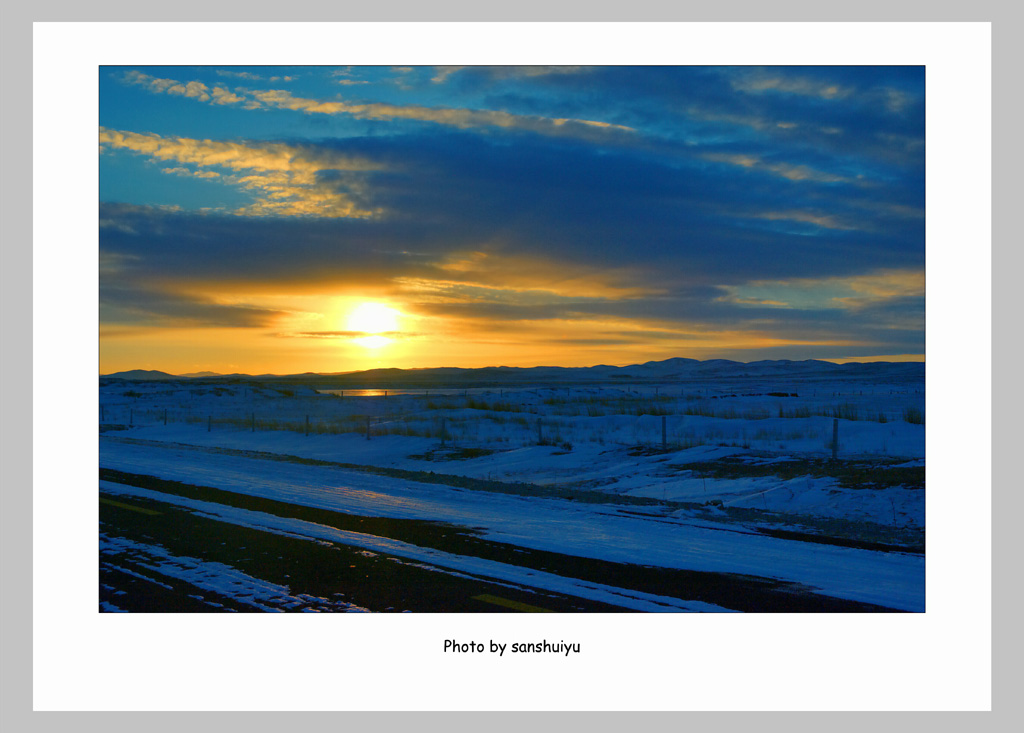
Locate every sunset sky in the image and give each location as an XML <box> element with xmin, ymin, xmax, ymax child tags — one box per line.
<box><xmin>99</xmin><ymin>65</ymin><xmax>925</xmax><ymax>375</ymax></box>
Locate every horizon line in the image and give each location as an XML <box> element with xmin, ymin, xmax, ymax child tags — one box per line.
<box><xmin>100</xmin><ymin>354</ymin><xmax>926</xmax><ymax>378</ymax></box>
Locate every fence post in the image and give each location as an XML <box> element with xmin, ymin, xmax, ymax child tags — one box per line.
<box><xmin>662</xmin><ymin>415</ymin><xmax>667</xmax><ymax>451</ymax></box>
<box><xmin>832</xmin><ymin>418</ymin><xmax>839</xmax><ymax>461</ymax></box>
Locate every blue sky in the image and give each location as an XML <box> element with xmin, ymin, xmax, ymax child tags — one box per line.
<box><xmin>99</xmin><ymin>65</ymin><xmax>924</xmax><ymax>374</ymax></box>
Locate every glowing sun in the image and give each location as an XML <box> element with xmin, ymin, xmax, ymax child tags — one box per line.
<box><xmin>346</xmin><ymin>302</ymin><xmax>401</xmax><ymax>348</ymax></box>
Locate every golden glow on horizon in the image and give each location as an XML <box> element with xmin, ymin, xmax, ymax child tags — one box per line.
<box><xmin>98</xmin><ymin>321</ymin><xmax>925</xmax><ymax>375</ymax></box>
<box><xmin>353</xmin><ymin>335</ymin><xmax>393</xmax><ymax>349</ymax></box>
<box><xmin>98</xmin><ymin>295</ymin><xmax>923</xmax><ymax>375</ymax></box>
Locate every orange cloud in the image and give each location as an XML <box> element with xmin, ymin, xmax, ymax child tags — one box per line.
<box><xmin>399</xmin><ymin>250</ymin><xmax>663</xmax><ymax>301</ymax></box>
<box><xmin>833</xmin><ymin>269</ymin><xmax>925</xmax><ymax>306</ymax></box>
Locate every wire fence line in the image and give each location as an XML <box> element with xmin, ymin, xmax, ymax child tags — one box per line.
<box><xmin>98</xmin><ymin>384</ymin><xmax>923</xmax><ymax>454</ymax></box>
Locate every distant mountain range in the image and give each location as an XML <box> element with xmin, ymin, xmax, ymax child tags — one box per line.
<box><xmin>100</xmin><ymin>358</ymin><xmax>924</xmax><ymax>387</ymax></box>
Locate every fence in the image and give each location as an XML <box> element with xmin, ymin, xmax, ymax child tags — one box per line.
<box><xmin>98</xmin><ymin>383</ymin><xmax>923</xmax><ymax>455</ymax></box>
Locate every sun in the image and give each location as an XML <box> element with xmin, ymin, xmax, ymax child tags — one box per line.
<box><xmin>347</xmin><ymin>302</ymin><xmax>400</xmax><ymax>333</ymax></box>
<box><xmin>346</xmin><ymin>302</ymin><xmax>401</xmax><ymax>348</ymax></box>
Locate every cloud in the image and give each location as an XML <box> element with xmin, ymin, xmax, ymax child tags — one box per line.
<box><xmin>161</xmin><ymin>166</ymin><xmax>220</xmax><ymax>179</ymax></box>
<box><xmin>100</xmin><ymin>284</ymin><xmax>290</xmax><ymax>328</ymax></box>
<box><xmin>430</xmin><ymin>66</ymin><xmax>466</xmax><ymax>83</ymax></box>
<box><xmin>210</xmin><ymin>86</ymin><xmax>246</xmax><ymax>105</ymax></box>
<box><xmin>117</xmin><ymin>69</ymin><xmax>635</xmax><ymax>144</ymax></box>
<box><xmin>104</xmin><ymin>125</ymin><xmax>924</xmax><ymax>294</ymax></box>
<box><xmin>287</xmin><ymin>330</ymin><xmax>409</xmax><ymax>339</ymax></box>
<box><xmin>99</xmin><ymin>127</ymin><xmax>385</xmax><ymax>217</ymax></box>
<box><xmin>241</xmin><ymin>87</ymin><xmax>636</xmax><ymax>140</ymax></box>
<box><xmin>725</xmin><ymin>67</ymin><xmax>922</xmax><ymax>121</ymax></box>
<box><xmin>718</xmin><ymin>269</ymin><xmax>924</xmax><ymax>312</ymax></box>
<box><xmin>830</xmin><ymin>270</ymin><xmax>926</xmax><ymax>309</ymax></box>
<box><xmin>216</xmin><ymin>70</ymin><xmax>263</xmax><ymax>80</ymax></box>
<box><xmin>100</xmin><ymin>66</ymin><xmax>925</xmax><ymax>362</ymax></box>
<box><xmin>396</xmin><ymin>249</ymin><xmax>663</xmax><ymax>302</ymax></box>
<box><xmin>748</xmin><ymin>210</ymin><xmax>857</xmax><ymax>231</ymax></box>
<box><xmin>113</xmin><ymin>67</ymin><xmax>922</xmax><ymax>186</ymax></box>
<box><xmin>702</xmin><ymin>152</ymin><xmax>853</xmax><ymax>184</ymax></box>
<box><xmin>730</xmin><ymin>71</ymin><xmax>854</xmax><ymax>100</ymax></box>
<box><xmin>432</xmin><ymin>65</ymin><xmax>587</xmax><ymax>83</ymax></box>
<box><xmin>99</xmin><ymin>197</ymin><xmax>923</xmax><ymax>355</ymax></box>
<box><xmin>123</xmin><ymin>70</ymin><xmax>212</xmax><ymax>101</ymax></box>
<box><xmin>687</xmin><ymin>107</ymin><xmax>801</xmax><ymax>134</ymax></box>
<box><xmin>100</xmin><ymin>125</ymin><xmax>923</xmax><ymax>288</ymax></box>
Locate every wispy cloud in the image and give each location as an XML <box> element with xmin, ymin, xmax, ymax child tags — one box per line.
<box><xmin>431</xmin><ymin>65</ymin><xmax>587</xmax><ymax>83</ymax></box>
<box><xmin>702</xmin><ymin>152</ymin><xmax>852</xmax><ymax>184</ymax></box>
<box><xmin>161</xmin><ymin>166</ymin><xmax>220</xmax><ymax>179</ymax></box>
<box><xmin>118</xmin><ymin>69</ymin><xmax>634</xmax><ymax>143</ymax></box>
<box><xmin>400</xmin><ymin>250</ymin><xmax>663</xmax><ymax>302</ymax></box>
<box><xmin>216</xmin><ymin>69</ymin><xmax>263</xmax><ymax>81</ymax></box>
<box><xmin>241</xmin><ymin>87</ymin><xmax>635</xmax><ymax>139</ymax></box>
<box><xmin>287</xmin><ymin>330</ymin><xmax>410</xmax><ymax>339</ymax></box>
<box><xmin>730</xmin><ymin>70</ymin><xmax>854</xmax><ymax>100</ymax></box>
<box><xmin>99</xmin><ymin>127</ymin><xmax>384</xmax><ymax>217</ymax></box>
<box><xmin>719</xmin><ymin>269</ymin><xmax>924</xmax><ymax>312</ymax></box>
<box><xmin>748</xmin><ymin>209</ymin><xmax>857</xmax><ymax>231</ymax></box>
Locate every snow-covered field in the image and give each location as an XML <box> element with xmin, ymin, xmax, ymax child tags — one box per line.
<box><xmin>99</xmin><ymin>371</ymin><xmax>925</xmax><ymax>612</ymax></box>
<box><xmin>100</xmin><ymin>376</ymin><xmax>924</xmax><ymax>524</ymax></box>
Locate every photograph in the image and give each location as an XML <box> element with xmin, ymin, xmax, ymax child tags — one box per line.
<box><xmin>98</xmin><ymin>64</ymin><xmax>926</xmax><ymax>614</ymax></box>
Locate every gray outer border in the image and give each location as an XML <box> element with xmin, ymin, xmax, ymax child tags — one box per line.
<box><xmin>2</xmin><ymin>2</ymin><xmax>1007</xmax><ymax>730</ymax></box>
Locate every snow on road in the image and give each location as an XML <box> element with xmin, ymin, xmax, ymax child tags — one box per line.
<box><xmin>100</xmin><ymin>532</ymin><xmax>370</xmax><ymax>612</ymax></box>
<box><xmin>100</xmin><ymin>481</ymin><xmax>731</xmax><ymax>613</ymax></box>
<box><xmin>100</xmin><ymin>437</ymin><xmax>924</xmax><ymax>611</ymax></box>
<box><xmin>108</xmin><ymin>424</ymin><xmax>924</xmax><ymax>525</ymax></box>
